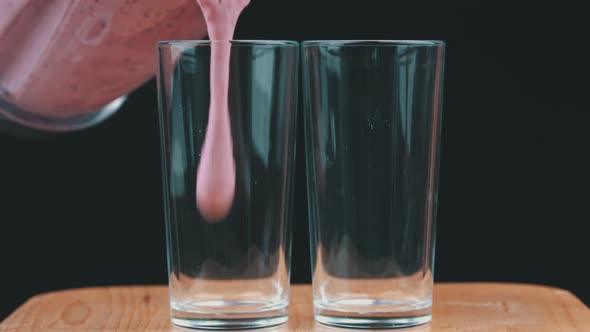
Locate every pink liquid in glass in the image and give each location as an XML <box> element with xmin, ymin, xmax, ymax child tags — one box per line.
<box><xmin>194</xmin><ymin>0</ymin><xmax>250</xmax><ymax>222</ymax></box>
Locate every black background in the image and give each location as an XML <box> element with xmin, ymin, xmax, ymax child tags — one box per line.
<box><xmin>1</xmin><ymin>0</ymin><xmax>589</xmax><ymax>320</ymax></box>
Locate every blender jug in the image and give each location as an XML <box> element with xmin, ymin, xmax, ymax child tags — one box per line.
<box><xmin>0</xmin><ymin>0</ymin><xmax>207</xmax><ymax>132</ymax></box>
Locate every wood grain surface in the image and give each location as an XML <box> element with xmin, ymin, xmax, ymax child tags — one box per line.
<box><xmin>1</xmin><ymin>283</ymin><xmax>588</xmax><ymax>331</ymax></box>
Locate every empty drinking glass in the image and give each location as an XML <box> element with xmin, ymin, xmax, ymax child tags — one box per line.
<box><xmin>302</xmin><ymin>40</ymin><xmax>445</xmax><ymax>329</ymax></box>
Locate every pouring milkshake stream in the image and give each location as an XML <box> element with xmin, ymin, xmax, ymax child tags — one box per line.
<box><xmin>194</xmin><ymin>0</ymin><xmax>250</xmax><ymax>222</ymax></box>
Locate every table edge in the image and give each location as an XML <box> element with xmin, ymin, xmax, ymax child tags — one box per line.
<box><xmin>23</xmin><ymin>282</ymin><xmax>586</xmax><ymax>306</ymax></box>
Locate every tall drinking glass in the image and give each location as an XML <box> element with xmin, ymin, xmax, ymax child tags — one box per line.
<box><xmin>157</xmin><ymin>40</ymin><xmax>299</xmax><ymax>330</ymax></box>
<box><xmin>302</xmin><ymin>40</ymin><xmax>445</xmax><ymax>329</ymax></box>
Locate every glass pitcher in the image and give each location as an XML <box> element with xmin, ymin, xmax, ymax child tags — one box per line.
<box><xmin>0</xmin><ymin>0</ymin><xmax>207</xmax><ymax>132</ymax></box>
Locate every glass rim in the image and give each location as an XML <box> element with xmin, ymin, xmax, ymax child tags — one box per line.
<box><xmin>158</xmin><ymin>40</ymin><xmax>299</xmax><ymax>48</ymax></box>
<box><xmin>301</xmin><ymin>40</ymin><xmax>445</xmax><ymax>47</ymax></box>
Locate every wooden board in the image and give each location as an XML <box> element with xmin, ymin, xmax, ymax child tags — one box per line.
<box><xmin>1</xmin><ymin>283</ymin><xmax>588</xmax><ymax>331</ymax></box>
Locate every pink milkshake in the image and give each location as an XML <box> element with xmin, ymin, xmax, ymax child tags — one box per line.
<box><xmin>1</xmin><ymin>0</ymin><xmax>246</xmax><ymax>220</ymax></box>
<box><xmin>0</xmin><ymin>0</ymin><xmax>207</xmax><ymax>125</ymax></box>
<box><xmin>194</xmin><ymin>0</ymin><xmax>250</xmax><ymax>222</ymax></box>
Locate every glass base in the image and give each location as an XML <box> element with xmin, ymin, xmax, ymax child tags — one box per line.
<box><xmin>172</xmin><ymin>316</ymin><xmax>288</xmax><ymax>330</ymax></box>
<box><xmin>0</xmin><ymin>94</ymin><xmax>126</xmax><ymax>133</ymax></box>
<box><xmin>171</xmin><ymin>300</ymin><xmax>288</xmax><ymax>330</ymax></box>
<box><xmin>314</xmin><ymin>298</ymin><xmax>432</xmax><ymax>329</ymax></box>
<box><xmin>315</xmin><ymin>314</ymin><xmax>431</xmax><ymax>329</ymax></box>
